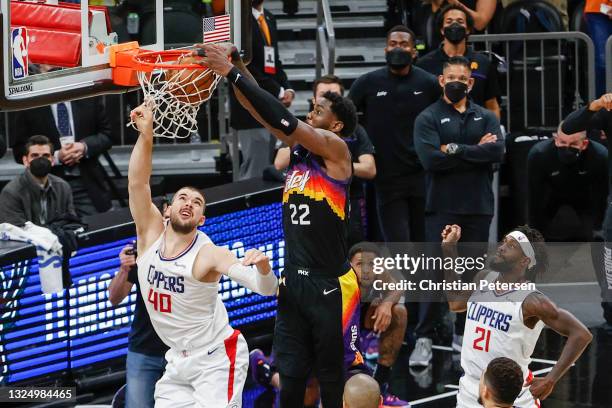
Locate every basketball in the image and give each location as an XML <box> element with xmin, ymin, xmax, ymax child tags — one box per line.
<box><xmin>165</xmin><ymin>55</ymin><xmax>217</xmax><ymax>105</ymax></box>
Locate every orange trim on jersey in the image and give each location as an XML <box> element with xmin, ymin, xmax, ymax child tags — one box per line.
<box><xmin>340</xmin><ymin>270</ymin><xmax>360</xmax><ymax>331</ymax></box>
<box><xmin>283</xmin><ymin>163</ymin><xmax>347</xmax><ymax>220</ymax></box>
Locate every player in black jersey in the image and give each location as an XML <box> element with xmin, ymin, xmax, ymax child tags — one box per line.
<box><xmin>199</xmin><ymin>44</ymin><xmax>364</xmax><ymax>408</ymax></box>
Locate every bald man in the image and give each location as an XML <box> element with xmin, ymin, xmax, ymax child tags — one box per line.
<box><xmin>343</xmin><ymin>374</ymin><xmax>382</xmax><ymax>408</ymax></box>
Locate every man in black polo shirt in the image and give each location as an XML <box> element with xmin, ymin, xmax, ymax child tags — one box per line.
<box><xmin>414</xmin><ymin>56</ymin><xmax>504</xmax><ymax>352</ymax></box>
<box><xmin>349</xmin><ymin>25</ymin><xmax>440</xmax><ymax>244</ymax></box>
<box><xmin>527</xmin><ymin>124</ymin><xmax>608</xmax><ymax>241</ymax></box>
<box><xmin>108</xmin><ymin>243</ymin><xmax>168</xmax><ymax>408</ymax></box>
<box><xmin>349</xmin><ymin>26</ymin><xmax>440</xmax><ymax>368</ymax></box>
<box><xmin>417</xmin><ymin>4</ymin><xmax>501</xmax><ymax>119</ymax></box>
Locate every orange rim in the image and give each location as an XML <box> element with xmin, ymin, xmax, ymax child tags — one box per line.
<box><xmin>132</xmin><ymin>49</ymin><xmax>209</xmax><ymax>72</ymax></box>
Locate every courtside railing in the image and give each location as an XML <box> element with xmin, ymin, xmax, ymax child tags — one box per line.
<box><xmin>469</xmin><ymin>32</ymin><xmax>595</xmax><ymax>133</ymax></box>
<box><xmin>315</xmin><ymin>0</ymin><xmax>336</xmax><ymax>78</ymax></box>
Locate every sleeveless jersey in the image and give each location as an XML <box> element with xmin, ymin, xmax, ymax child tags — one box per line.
<box><xmin>461</xmin><ymin>272</ymin><xmax>545</xmax><ymax>382</ymax></box>
<box><xmin>282</xmin><ymin>144</ymin><xmax>351</xmax><ymax>270</ymax></box>
<box><xmin>136</xmin><ymin>229</ymin><xmax>233</xmax><ymax>351</ymax></box>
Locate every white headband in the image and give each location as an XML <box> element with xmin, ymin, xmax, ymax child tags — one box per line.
<box><xmin>506</xmin><ymin>231</ymin><xmax>537</xmax><ymax>268</ymax></box>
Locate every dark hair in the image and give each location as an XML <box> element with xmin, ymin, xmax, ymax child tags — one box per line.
<box><xmin>313</xmin><ymin>74</ymin><xmax>345</xmax><ymax>97</ymax></box>
<box><xmin>321</xmin><ymin>91</ymin><xmax>357</xmax><ymax>138</ymax></box>
<box><xmin>173</xmin><ymin>186</ymin><xmax>206</xmax><ymax>211</ymax></box>
<box><xmin>25</xmin><ymin>135</ymin><xmax>54</xmax><ymax>156</ymax></box>
<box><xmin>349</xmin><ymin>242</ymin><xmax>381</xmax><ymax>261</ymax></box>
<box><xmin>386</xmin><ymin>25</ymin><xmax>416</xmax><ymax>46</ymax></box>
<box><xmin>443</xmin><ymin>55</ymin><xmax>472</xmax><ymax>72</ymax></box>
<box><xmin>437</xmin><ymin>4</ymin><xmax>474</xmax><ymax>32</ymax></box>
<box><xmin>484</xmin><ymin>357</ymin><xmax>523</xmax><ymax>405</ymax></box>
<box><xmin>513</xmin><ymin>225</ymin><xmax>548</xmax><ymax>281</ymax></box>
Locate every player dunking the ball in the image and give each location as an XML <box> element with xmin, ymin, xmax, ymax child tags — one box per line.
<box><xmin>441</xmin><ymin>224</ymin><xmax>592</xmax><ymax>407</ymax></box>
<box><xmin>198</xmin><ymin>44</ymin><xmax>364</xmax><ymax>408</ymax></box>
<box><xmin>128</xmin><ymin>103</ymin><xmax>278</xmax><ymax>407</ymax></box>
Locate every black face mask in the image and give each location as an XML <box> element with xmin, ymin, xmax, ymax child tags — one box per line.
<box><xmin>444</xmin><ymin>23</ymin><xmax>467</xmax><ymax>44</ymax></box>
<box><xmin>385</xmin><ymin>48</ymin><xmax>413</xmax><ymax>70</ymax></box>
<box><xmin>557</xmin><ymin>146</ymin><xmax>581</xmax><ymax>164</ymax></box>
<box><xmin>444</xmin><ymin>81</ymin><xmax>468</xmax><ymax>103</ymax></box>
<box><xmin>252</xmin><ymin>0</ymin><xmax>264</xmax><ymax>7</ymax></box>
<box><xmin>29</xmin><ymin>157</ymin><xmax>52</xmax><ymax>178</ymax></box>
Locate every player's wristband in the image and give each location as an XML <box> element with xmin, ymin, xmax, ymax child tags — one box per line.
<box><xmin>226</xmin><ymin>67</ymin><xmax>298</xmax><ymax>136</ymax></box>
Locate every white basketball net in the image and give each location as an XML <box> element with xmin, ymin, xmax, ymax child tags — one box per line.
<box><xmin>133</xmin><ymin>55</ymin><xmax>222</xmax><ymax>139</ymax></box>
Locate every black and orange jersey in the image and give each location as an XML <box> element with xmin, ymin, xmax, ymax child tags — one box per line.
<box><xmin>282</xmin><ymin>144</ymin><xmax>351</xmax><ymax>271</ymax></box>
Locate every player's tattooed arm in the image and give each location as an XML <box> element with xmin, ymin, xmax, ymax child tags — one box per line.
<box><xmin>522</xmin><ymin>293</ymin><xmax>593</xmax><ymax>400</ymax></box>
<box><xmin>441</xmin><ymin>225</ymin><xmax>488</xmax><ymax>312</ymax></box>
<box><xmin>127</xmin><ymin>102</ymin><xmax>164</xmax><ymax>250</ymax></box>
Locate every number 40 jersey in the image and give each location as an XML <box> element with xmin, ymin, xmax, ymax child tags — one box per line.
<box><xmin>282</xmin><ymin>144</ymin><xmax>351</xmax><ymax>270</ymax></box>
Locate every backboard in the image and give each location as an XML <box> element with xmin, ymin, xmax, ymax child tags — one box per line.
<box><xmin>0</xmin><ymin>0</ymin><xmax>251</xmax><ymax>110</ymax></box>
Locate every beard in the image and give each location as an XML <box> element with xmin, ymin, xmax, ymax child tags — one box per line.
<box><xmin>488</xmin><ymin>255</ymin><xmax>515</xmax><ymax>274</ymax></box>
<box><xmin>169</xmin><ymin>213</ymin><xmax>198</xmax><ymax>234</ymax></box>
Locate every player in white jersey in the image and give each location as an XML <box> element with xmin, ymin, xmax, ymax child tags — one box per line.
<box><xmin>127</xmin><ymin>103</ymin><xmax>279</xmax><ymax>408</ymax></box>
<box><xmin>440</xmin><ymin>224</ymin><xmax>592</xmax><ymax>408</ymax></box>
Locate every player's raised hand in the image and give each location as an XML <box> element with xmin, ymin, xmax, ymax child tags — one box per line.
<box><xmin>130</xmin><ymin>102</ymin><xmax>154</xmax><ymax>137</ymax></box>
<box><xmin>242</xmin><ymin>249</ymin><xmax>272</xmax><ymax>275</ymax></box>
<box><xmin>442</xmin><ymin>224</ymin><xmax>462</xmax><ymax>243</ymax></box>
<box><xmin>529</xmin><ymin>376</ymin><xmax>555</xmax><ymax>401</ymax></box>
<box><xmin>196</xmin><ymin>44</ymin><xmax>234</xmax><ymax>77</ymax></box>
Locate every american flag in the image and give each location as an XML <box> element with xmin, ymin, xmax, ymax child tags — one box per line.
<box><xmin>203</xmin><ymin>14</ymin><xmax>231</xmax><ymax>44</ymax></box>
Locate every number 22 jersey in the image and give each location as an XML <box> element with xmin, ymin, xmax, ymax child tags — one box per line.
<box><xmin>282</xmin><ymin>144</ymin><xmax>351</xmax><ymax>270</ymax></box>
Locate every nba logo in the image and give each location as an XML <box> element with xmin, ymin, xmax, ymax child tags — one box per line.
<box><xmin>11</xmin><ymin>27</ymin><xmax>28</xmax><ymax>80</ymax></box>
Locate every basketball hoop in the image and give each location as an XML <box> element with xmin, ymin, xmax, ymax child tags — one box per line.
<box><xmin>112</xmin><ymin>46</ymin><xmax>222</xmax><ymax>139</ymax></box>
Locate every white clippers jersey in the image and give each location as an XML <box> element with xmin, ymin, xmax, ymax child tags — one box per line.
<box><xmin>136</xmin><ymin>230</ymin><xmax>233</xmax><ymax>351</ymax></box>
<box><xmin>461</xmin><ymin>272</ymin><xmax>545</xmax><ymax>382</ymax></box>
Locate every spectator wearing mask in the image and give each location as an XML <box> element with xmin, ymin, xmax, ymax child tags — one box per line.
<box><xmin>108</xmin><ymin>242</ymin><xmax>169</xmax><ymax>408</ymax></box>
<box><xmin>275</xmin><ymin>75</ymin><xmax>376</xmax><ymax>246</ymax></box>
<box><xmin>583</xmin><ymin>0</ymin><xmax>612</xmax><ymax>98</ymax></box>
<box><xmin>445</xmin><ymin>0</ymin><xmax>498</xmax><ymax>31</ymax></box>
<box><xmin>0</xmin><ymin>135</ymin><xmax>76</xmax><ymax>227</ymax></box>
<box><xmin>350</xmin><ymin>25</ymin><xmax>440</xmax><ymax>244</ymax></box>
<box><xmin>229</xmin><ymin>0</ymin><xmax>294</xmax><ymax>180</ymax></box>
<box><xmin>414</xmin><ymin>56</ymin><xmax>504</xmax><ymax>352</ymax></box>
<box><xmin>561</xmin><ymin>93</ymin><xmax>612</xmax><ymax>330</ymax></box>
<box><xmin>349</xmin><ymin>25</ymin><xmax>440</xmax><ymax>370</ymax></box>
<box><xmin>527</xmin><ymin>124</ymin><xmax>607</xmax><ymax>241</ymax></box>
<box><xmin>11</xmin><ymin>96</ymin><xmax>113</xmax><ymax>217</ymax></box>
<box><xmin>417</xmin><ymin>4</ymin><xmax>502</xmax><ymax>118</ymax></box>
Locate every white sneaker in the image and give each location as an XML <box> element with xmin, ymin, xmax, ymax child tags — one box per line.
<box><xmin>409</xmin><ymin>337</ymin><xmax>433</xmax><ymax>367</ymax></box>
<box><xmin>452</xmin><ymin>334</ymin><xmax>463</xmax><ymax>352</ymax></box>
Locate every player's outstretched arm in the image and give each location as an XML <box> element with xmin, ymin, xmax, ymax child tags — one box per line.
<box><xmin>202</xmin><ymin>246</ymin><xmax>278</xmax><ymax>296</ymax></box>
<box><xmin>128</xmin><ymin>103</ymin><xmax>164</xmax><ymax>249</ymax></box>
<box><xmin>440</xmin><ymin>225</ymin><xmax>488</xmax><ymax>312</ymax></box>
<box><xmin>523</xmin><ymin>293</ymin><xmax>592</xmax><ymax>400</ymax></box>
<box><xmin>199</xmin><ymin>44</ymin><xmax>350</xmax><ymax>166</ymax></box>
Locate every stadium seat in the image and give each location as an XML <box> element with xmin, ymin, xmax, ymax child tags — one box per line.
<box><xmin>499</xmin><ymin>0</ymin><xmax>564</xmax><ymax>34</ymax></box>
